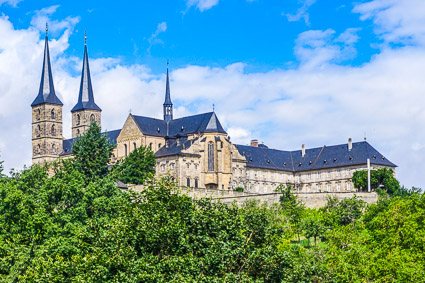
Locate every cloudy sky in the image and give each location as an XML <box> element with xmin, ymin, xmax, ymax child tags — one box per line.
<box><xmin>0</xmin><ymin>0</ymin><xmax>424</xmax><ymax>189</ymax></box>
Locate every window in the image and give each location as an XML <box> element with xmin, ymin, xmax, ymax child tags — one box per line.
<box><xmin>208</xmin><ymin>142</ymin><xmax>214</xmax><ymax>171</ymax></box>
<box><xmin>52</xmin><ymin>143</ymin><xmax>56</xmax><ymax>154</ymax></box>
<box><xmin>263</xmin><ymin>173</ymin><xmax>266</xmax><ymax>180</ymax></box>
<box><xmin>36</xmin><ymin>125</ymin><xmax>41</xmax><ymax>137</ymax></box>
<box><xmin>195</xmin><ymin>164</ymin><xmax>198</xmax><ymax>170</ymax></box>
<box><xmin>317</xmin><ymin>172</ymin><xmax>321</xmax><ymax>179</ymax></box>
<box><xmin>51</xmin><ymin>109</ymin><xmax>55</xmax><ymax>119</ymax></box>
<box><xmin>327</xmin><ymin>171</ymin><xmax>331</xmax><ymax>178</ymax></box>
<box><xmin>51</xmin><ymin>125</ymin><xmax>56</xmax><ymax>136</ymax></box>
<box><xmin>133</xmin><ymin>142</ymin><xmax>137</xmax><ymax>151</ymax></box>
<box><xmin>337</xmin><ymin>170</ymin><xmax>341</xmax><ymax>177</ymax></box>
<box><xmin>195</xmin><ymin>178</ymin><xmax>198</xmax><ymax>188</ymax></box>
<box><xmin>161</xmin><ymin>164</ymin><xmax>165</xmax><ymax>171</ymax></box>
<box><xmin>233</xmin><ymin>182</ymin><xmax>236</xmax><ymax>189</ymax></box>
<box><xmin>171</xmin><ymin>163</ymin><xmax>175</xmax><ymax>169</ymax></box>
<box><xmin>149</xmin><ymin>143</ymin><xmax>153</xmax><ymax>150</ymax></box>
<box><xmin>158</xmin><ymin>143</ymin><xmax>162</xmax><ymax>148</ymax></box>
<box><xmin>337</xmin><ymin>184</ymin><xmax>341</xmax><ymax>192</ymax></box>
<box><xmin>347</xmin><ymin>183</ymin><xmax>351</xmax><ymax>191</ymax></box>
<box><xmin>76</xmin><ymin>114</ymin><xmax>80</xmax><ymax>125</ymax></box>
<box><xmin>186</xmin><ymin>178</ymin><xmax>190</xmax><ymax>187</ymax></box>
<box><xmin>124</xmin><ymin>144</ymin><xmax>128</xmax><ymax>156</ymax></box>
<box><xmin>327</xmin><ymin>184</ymin><xmax>331</xmax><ymax>192</ymax></box>
<box><xmin>90</xmin><ymin>114</ymin><xmax>95</xmax><ymax>122</ymax></box>
<box><xmin>187</xmin><ymin>163</ymin><xmax>190</xmax><ymax>169</ymax></box>
<box><xmin>308</xmin><ymin>173</ymin><xmax>311</xmax><ymax>180</ymax></box>
<box><xmin>77</xmin><ymin>129</ymin><xmax>80</xmax><ymax>136</ymax></box>
<box><xmin>36</xmin><ymin>109</ymin><xmax>41</xmax><ymax>120</ymax></box>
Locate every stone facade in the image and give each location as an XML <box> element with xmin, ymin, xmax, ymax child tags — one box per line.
<box><xmin>32</xmin><ymin>103</ymin><xmax>63</xmax><ymax>164</ymax></box>
<box><xmin>71</xmin><ymin>109</ymin><xmax>101</xmax><ymax>138</ymax></box>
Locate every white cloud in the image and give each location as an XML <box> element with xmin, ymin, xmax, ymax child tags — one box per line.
<box><xmin>147</xmin><ymin>22</ymin><xmax>167</xmax><ymax>52</ymax></box>
<box><xmin>186</xmin><ymin>0</ymin><xmax>219</xmax><ymax>12</ymax></box>
<box><xmin>30</xmin><ymin>5</ymin><xmax>80</xmax><ymax>36</ymax></box>
<box><xmin>354</xmin><ymin>0</ymin><xmax>425</xmax><ymax>45</ymax></box>
<box><xmin>1</xmin><ymin>4</ymin><xmax>425</xmax><ymax>191</ymax></box>
<box><xmin>294</xmin><ymin>28</ymin><xmax>360</xmax><ymax>69</ymax></box>
<box><xmin>284</xmin><ymin>0</ymin><xmax>317</xmax><ymax>25</ymax></box>
<box><xmin>0</xmin><ymin>0</ymin><xmax>22</xmax><ymax>7</ymax></box>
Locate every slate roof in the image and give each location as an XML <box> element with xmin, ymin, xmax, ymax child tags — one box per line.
<box><xmin>71</xmin><ymin>43</ymin><xmax>101</xmax><ymax>112</ymax></box>
<box><xmin>132</xmin><ymin>112</ymin><xmax>226</xmax><ymax>137</ymax></box>
<box><xmin>31</xmin><ymin>34</ymin><xmax>63</xmax><ymax>107</ymax></box>
<box><xmin>235</xmin><ymin>141</ymin><xmax>396</xmax><ymax>172</ymax></box>
<box><xmin>61</xmin><ymin>129</ymin><xmax>121</xmax><ymax>156</ymax></box>
<box><xmin>155</xmin><ymin>137</ymin><xmax>200</xmax><ymax>158</ymax></box>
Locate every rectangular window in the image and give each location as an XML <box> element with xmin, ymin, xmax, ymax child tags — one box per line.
<box><xmin>327</xmin><ymin>171</ymin><xmax>331</xmax><ymax>178</ymax></box>
<box><xmin>317</xmin><ymin>172</ymin><xmax>321</xmax><ymax>179</ymax></box>
<box><xmin>337</xmin><ymin>184</ymin><xmax>341</xmax><ymax>191</ymax></box>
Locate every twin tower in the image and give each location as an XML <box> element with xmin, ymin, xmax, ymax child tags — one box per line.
<box><xmin>31</xmin><ymin>29</ymin><xmax>102</xmax><ymax>164</ymax></box>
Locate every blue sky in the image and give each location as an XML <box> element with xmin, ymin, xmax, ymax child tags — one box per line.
<box><xmin>3</xmin><ymin>0</ymin><xmax>377</xmax><ymax>72</ymax></box>
<box><xmin>1</xmin><ymin>0</ymin><xmax>425</xmax><ymax>189</ymax></box>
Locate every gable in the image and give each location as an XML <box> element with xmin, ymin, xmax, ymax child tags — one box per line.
<box><xmin>117</xmin><ymin>114</ymin><xmax>144</xmax><ymax>142</ymax></box>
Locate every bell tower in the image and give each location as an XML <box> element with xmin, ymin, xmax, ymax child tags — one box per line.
<box><xmin>31</xmin><ymin>25</ymin><xmax>63</xmax><ymax>164</ymax></box>
<box><xmin>71</xmin><ymin>33</ymin><xmax>102</xmax><ymax>138</ymax></box>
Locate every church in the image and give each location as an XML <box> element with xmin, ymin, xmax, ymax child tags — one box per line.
<box><xmin>31</xmin><ymin>30</ymin><xmax>397</xmax><ymax>193</ymax></box>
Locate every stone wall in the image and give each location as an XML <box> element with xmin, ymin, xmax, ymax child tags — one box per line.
<box><xmin>128</xmin><ymin>185</ymin><xmax>378</xmax><ymax>208</ymax></box>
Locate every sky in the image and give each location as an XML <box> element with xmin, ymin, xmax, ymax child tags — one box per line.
<box><xmin>0</xmin><ymin>0</ymin><xmax>424</xmax><ymax>189</ymax></box>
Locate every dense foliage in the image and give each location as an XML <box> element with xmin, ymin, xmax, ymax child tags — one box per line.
<box><xmin>352</xmin><ymin>167</ymin><xmax>401</xmax><ymax>195</ymax></box>
<box><xmin>111</xmin><ymin>145</ymin><xmax>156</xmax><ymax>185</ymax></box>
<box><xmin>72</xmin><ymin>122</ymin><xmax>114</xmax><ymax>184</ymax></box>
<box><xmin>0</xmin><ymin>136</ymin><xmax>423</xmax><ymax>281</ymax></box>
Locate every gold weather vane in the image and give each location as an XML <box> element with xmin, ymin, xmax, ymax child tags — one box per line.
<box><xmin>45</xmin><ymin>23</ymin><xmax>48</xmax><ymax>36</ymax></box>
<box><xmin>84</xmin><ymin>31</ymin><xmax>87</xmax><ymax>45</ymax></box>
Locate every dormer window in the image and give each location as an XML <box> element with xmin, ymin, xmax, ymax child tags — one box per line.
<box><xmin>181</xmin><ymin>126</ymin><xmax>184</xmax><ymax>132</ymax></box>
<box><xmin>157</xmin><ymin>127</ymin><xmax>160</xmax><ymax>133</ymax></box>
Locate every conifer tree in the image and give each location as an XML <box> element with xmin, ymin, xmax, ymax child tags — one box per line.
<box><xmin>72</xmin><ymin>121</ymin><xmax>114</xmax><ymax>183</ymax></box>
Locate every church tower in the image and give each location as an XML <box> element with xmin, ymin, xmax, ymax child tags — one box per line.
<box><xmin>163</xmin><ymin>67</ymin><xmax>173</xmax><ymax>122</ymax></box>
<box><xmin>71</xmin><ymin>34</ymin><xmax>101</xmax><ymax>138</ymax></box>
<box><xmin>31</xmin><ymin>25</ymin><xmax>63</xmax><ymax>164</ymax></box>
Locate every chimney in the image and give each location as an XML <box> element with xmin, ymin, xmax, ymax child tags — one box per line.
<box><xmin>348</xmin><ymin>138</ymin><xmax>352</xmax><ymax>151</ymax></box>
<box><xmin>302</xmin><ymin>144</ymin><xmax>306</xmax><ymax>157</ymax></box>
<box><xmin>250</xmin><ymin>139</ymin><xmax>259</xmax><ymax>147</ymax></box>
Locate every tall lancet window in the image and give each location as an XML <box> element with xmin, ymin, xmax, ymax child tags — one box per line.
<box><xmin>76</xmin><ymin>114</ymin><xmax>80</xmax><ymax>125</ymax></box>
<box><xmin>51</xmin><ymin>109</ymin><xmax>55</xmax><ymax>119</ymax></box>
<box><xmin>208</xmin><ymin>142</ymin><xmax>214</xmax><ymax>172</ymax></box>
<box><xmin>51</xmin><ymin>125</ymin><xmax>56</xmax><ymax>136</ymax></box>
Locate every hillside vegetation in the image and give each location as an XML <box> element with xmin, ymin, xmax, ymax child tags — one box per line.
<box><xmin>0</xmin><ymin>123</ymin><xmax>423</xmax><ymax>282</ymax></box>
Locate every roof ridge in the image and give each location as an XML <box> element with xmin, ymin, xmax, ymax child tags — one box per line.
<box><xmin>312</xmin><ymin>145</ymin><xmax>326</xmax><ymax>167</ymax></box>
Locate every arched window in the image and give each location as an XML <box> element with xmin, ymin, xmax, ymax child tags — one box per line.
<box><xmin>36</xmin><ymin>109</ymin><xmax>41</xmax><ymax>120</ymax></box>
<box><xmin>208</xmin><ymin>142</ymin><xmax>214</xmax><ymax>172</ymax></box>
<box><xmin>76</xmin><ymin>114</ymin><xmax>80</xmax><ymax>125</ymax></box>
<box><xmin>133</xmin><ymin>142</ymin><xmax>137</xmax><ymax>151</ymax></box>
<box><xmin>37</xmin><ymin>144</ymin><xmax>41</xmax><ymax>153</ymax></box>
<box><xmin>149</xmin><ymin>143</ymin><xmax>153</xmax><ymax>150</ymax></box>
<box><xmin>90</xmin><ymin>114</ymin><xmax>95</xmax><ymax>122</ymax></box>
<box><xmin>124</xmin><ymin>144</ymin><xmax>128</xmax><ymax>156</ymax></box>
<box><xmin>195</xmin><ymin>178</ymin><xmax>198</xmax><ymax>188</ymax></box>
<box><xmin>76</xmin><ymin>129</ymin><xmax>80</xmax><ymax>136</ymax></box>
<box><xmin>186</xmin><ymin>178</ymin><xmax>190</xmax><ymax>187</ymax></box>
<box><xmin>51</xmin><ymin>109</ymin><xmax>55</xmax><ymax>119</ymax></box>
<box><xmin>36</xmin><ymin>125</ymin><xmax>41</xmax><ymax>137</ymax></box>
<box><xmin>158</xmin><ymin>143</ymin><xmax>162</xmax><ymax>148</ymax></box>
<box><xmin>52</xmin><ymin>143</ymin><xmax>56</xmax><ymax>154</ymax></box>
<box><xmin>51</xmin><ymin>125</ymin><xmax>56</xmax><ymax>136</ymax></box>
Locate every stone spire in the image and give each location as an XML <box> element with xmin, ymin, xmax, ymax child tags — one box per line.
<box><xmin>163</xmin><ymin>65</ymin><xmax>173</xmax><ymax>122</ymax></box>
<box><xmin>71</xmin><ymin>34</ymin><xmax>101</xmax><ymax>112</ymax></box>
<box><xmin>31</xmin><ymin>24</ymin><xmax>63</xmax><ymax>107</ymax></box>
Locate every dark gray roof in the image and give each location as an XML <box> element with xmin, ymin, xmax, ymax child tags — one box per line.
<box><xmin>164</xmin><ymin>68</ymin><xmax>172</xmax><ymax>105</ymax></box>
<box><xmin>235</xmin><ymin>141</ymin><xmax>396</xmax><ymax>172</ymax></box>
<box><xmin>31</xmin><ymin>35</ymin><xmax>63</xmax><ymax>107</ymax></box>
<box><xmin>61</xmin><ymin>129</ymin><xmax>121</xmax><ymax>156</ymax></box>
<box><xmin>132</xmin><ymin>112</ymin><xmax>227</xmax><ymax>137</ymax></box>
<box><xmin>156</xmin><ymin>137</ymin><xmax>200</xmax><ymax>158</ymax></box>
<box><xmin>71</xmin><ymin>44</ymin><xmax>101</xmax><ymax>112</ymax></box>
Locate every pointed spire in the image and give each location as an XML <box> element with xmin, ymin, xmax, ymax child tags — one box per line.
<box><xmin>163</xmin><ymin>62</ymin><xmax>173</xmax><ymax>122</ymax></box>
<box><xmin>71</xmin><ymin>34</ymin><xmax>101</xmax><ymax>112</ymax></box>
<box><xmin>31</xmin><ymin>24</ymin><xmax>63</xmax><ymax>107</ymax></box>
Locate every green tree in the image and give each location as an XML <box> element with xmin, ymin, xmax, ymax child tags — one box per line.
<box><xmin>111</xmin><ymin>145</ymin><xmax>156</xmax><ymax>185</ymax></box>
<box><xmin>352</xmin><ymin>167</ymin><xmax>400</xmax><ymax>195</ymax></box>
<box><xmin>275</xmin><ymin>184</ymin><xmax>305</xmax><ymax>241</ymax></box>
<box><xmin>302</xmin><ymin>209</ymin><xmax>326</xmax><ymax>246</ymax></box>
<box><xmin>72</xmin><ymin>122</ymin><xmax>114</xmax><ymax>183</ymax></box>
<box><xmin>322</xmin><ymin>195</ymin><xmax>365</xmax><ymax>228</ymax></box>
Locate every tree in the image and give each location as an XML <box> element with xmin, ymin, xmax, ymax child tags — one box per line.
<box><xmin>275</xmin><ymin>184</ymin><xmax>305</xmax><ymax>241</ymax></box>
<box><xmin>321</xmin><ymin>195</ymin><xmax>365</xmax><ymax>228</ymax></box>
<box><xmin>112</xmin><ymin>145</ymin><xmax>156</xmax><ymax>185</ymax></box>
<box><xmin>302</xmin><ymin>209</ymin><xmax>326</xmax><ymax>247</ymax></box>
<box><xmin>72</xmin><ymin>122</ymin><xmax>114</xmax><ymax>183</ymax></box>
<box><xmin>352</xmin><ymin>168</ymin><xmax>400</xmax><ymax>195</ymax></box>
